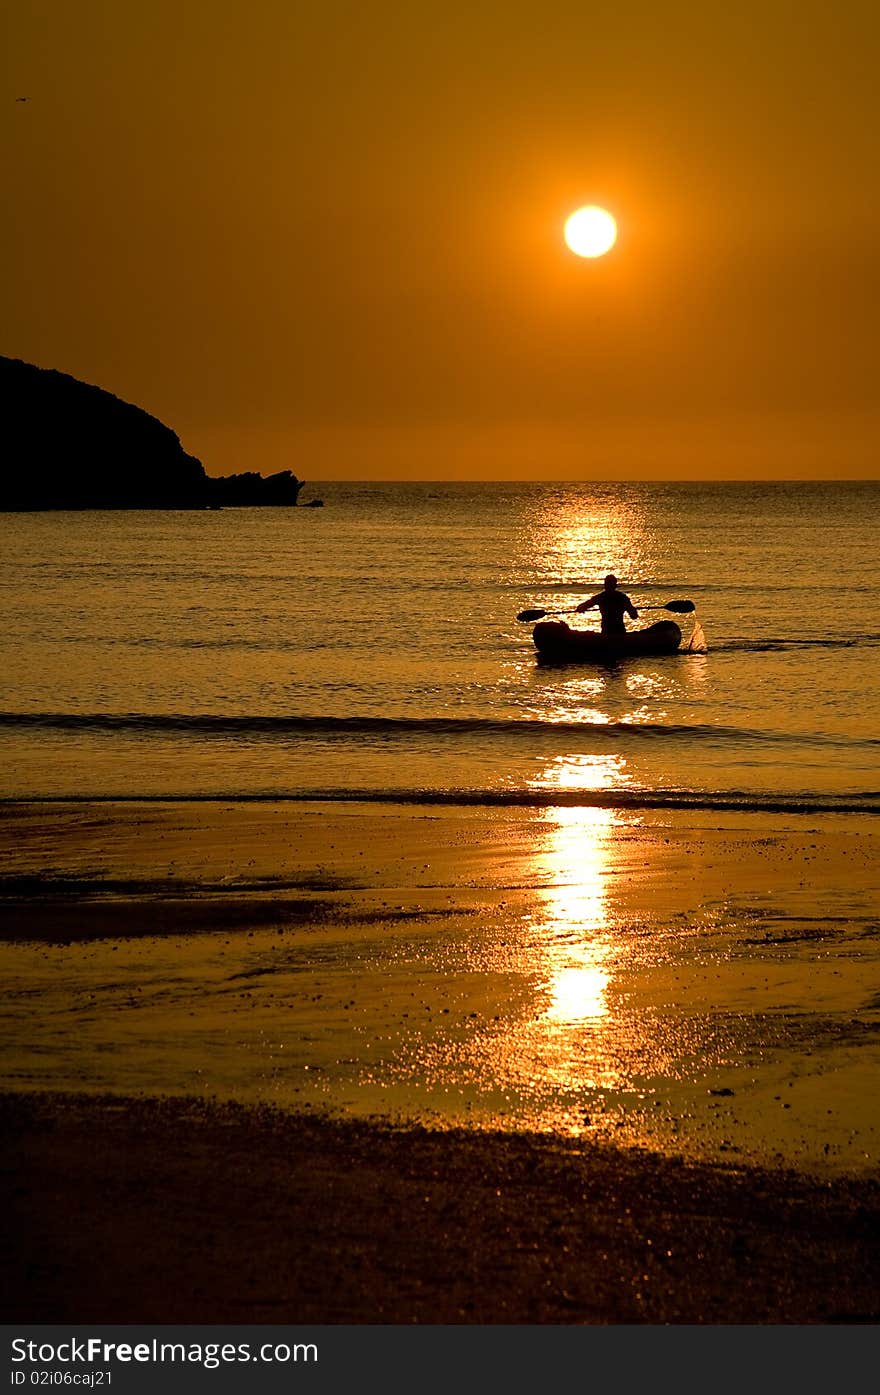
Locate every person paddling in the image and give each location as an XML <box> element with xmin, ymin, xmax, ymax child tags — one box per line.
<box><xmin>576</xmin><ymin>574</ymin><xmax>638</xmax><ymax>638</ymax></box>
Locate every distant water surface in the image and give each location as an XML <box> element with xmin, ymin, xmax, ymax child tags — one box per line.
<box><xmin>1</xmin><ymin>481</ymin><xmax>878</xmax><ymax>811</ymax></box>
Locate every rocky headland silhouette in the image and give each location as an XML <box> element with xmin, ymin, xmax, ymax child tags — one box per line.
<box><xmin>0</xmin><ymin>357</ymin><xmax>306</xmax><ymax>509</ymax></box>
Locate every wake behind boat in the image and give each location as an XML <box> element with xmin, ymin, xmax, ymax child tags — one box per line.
<box><xmin>531</xmin><ymin>617</ymin><xmax>683</xmax><ymax>664</ymax></box>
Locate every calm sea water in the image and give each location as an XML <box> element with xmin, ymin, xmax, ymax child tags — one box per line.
<box><xmin>1</xmin><ymin>481</ymin><xmax>878</xmax><ymax>811</ymax></box>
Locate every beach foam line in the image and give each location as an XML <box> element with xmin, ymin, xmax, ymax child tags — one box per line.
<box><xmin>3</xmin><ymin>788</ymin><xmax>880</xmax><ymax>814</ymax></box>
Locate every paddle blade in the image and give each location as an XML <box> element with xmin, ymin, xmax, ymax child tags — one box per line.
<box><xmin>664</xmin><ymin>599</ymin><xmax>695</xmax><ymax>613</ymax></box>
<box><xmin>516</xmin><ymin>608</ymin><xmax>548</xmax><ymax>622</ymax></box>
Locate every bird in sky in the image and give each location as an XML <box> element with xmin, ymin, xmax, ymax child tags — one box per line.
<box><xmin>15</xmin><ymin>96</ymin><xmax>30</xmax><ymax>102</ymax></box>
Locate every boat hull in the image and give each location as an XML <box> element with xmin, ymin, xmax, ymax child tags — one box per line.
<box><xmin>532</xmin><ymin>618</ymin><xmax>682</xmax><ymax>664</ymax></box>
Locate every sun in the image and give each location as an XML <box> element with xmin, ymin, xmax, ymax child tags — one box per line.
<box><xmin>564</xmin><ymin>206</ymin><xmax>617</xmax><ymax>258</ymax></box>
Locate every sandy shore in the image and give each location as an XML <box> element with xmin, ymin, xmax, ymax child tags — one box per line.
<box><xmin>2</xmin><ymin>1090</ymin><xmax>879</xmax><ymax>1324</ymax></box>
<box><xmin>2</xmin><ymin>798</ymin><xmax>879</xmax><ymax>1321</ymax></box>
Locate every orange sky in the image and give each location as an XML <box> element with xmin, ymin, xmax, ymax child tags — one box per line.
<box><xmin>3</xmin><ymin>1</ymin><xmax>879</xmax><ymax>479</ymax></box>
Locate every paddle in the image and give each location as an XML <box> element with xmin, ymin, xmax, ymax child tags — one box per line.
<box><xmin>516</xmin><ymin>599</ymin><xmax>696</xmax><ymax>622</ymax></box>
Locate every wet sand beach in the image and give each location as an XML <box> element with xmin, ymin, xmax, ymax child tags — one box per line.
<box><xmin>2</xmin><ymin>799</ymin><xmax>879</xmax><ymax>1321</ymax></box>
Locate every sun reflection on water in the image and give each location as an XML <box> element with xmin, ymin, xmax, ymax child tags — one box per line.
<box><xmin>511</xmin><ymin>756</ymin><xmax>626</xmax><ymax>1090</ymax></box>
<box><xmin>409</xmin><ymin>753</ymin><xmax>661</xmax><ymax>1129</ymax></box>
<box><xmin>531</xmin><ymin>490</ymin><xmax>648</xmax><ymax>596</ymax></box>
<box><xmin>545</xmin><ymin>962</ymin><xmax>610</xmax><ymax>1023</ymax></box>
<box><xmin>457</xmin><ymin>794</ymin><xmax>629</xmax><ymax>1112</ymax></box>
<box><xmin>536</xmin><ymin>801</ymin><xmax>615</xmax><ymax>1028</ymax></box>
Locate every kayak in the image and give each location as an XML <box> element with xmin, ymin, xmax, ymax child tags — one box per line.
<box><xmin>532</xmin><ymin>618</ymin><xmax>682</xmax><ymax>664</ymax></box>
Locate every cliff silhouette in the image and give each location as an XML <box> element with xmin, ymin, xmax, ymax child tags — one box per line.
<box><xmin>0</xmin><ymin>357</ymin><xmax>304</xmax><ymax>509</ymax></box>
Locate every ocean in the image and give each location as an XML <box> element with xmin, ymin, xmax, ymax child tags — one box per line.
<box><xmin>1</xmin><ymin>480</ymin><xmax>879</xmax><ymax>811</ymax></box>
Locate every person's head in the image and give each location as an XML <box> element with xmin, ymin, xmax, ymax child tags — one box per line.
<box><xmin>604</xmin><ymin>574</ymin><xmax>617</xmax><ymax>590</ymax></box>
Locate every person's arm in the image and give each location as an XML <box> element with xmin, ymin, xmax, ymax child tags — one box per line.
<box><xmin>576</xmin><ymin>592</ymin><xmax>602</xmax><ymax>613</ymax></box>
<box><xmin>626</xmin><ymin>596</ymin><xmax>639</xmax><ymax>619</ymax></box>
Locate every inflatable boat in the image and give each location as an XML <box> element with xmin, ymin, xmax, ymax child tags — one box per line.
<box><xmin>532</xmin><ymin>618</ymin><xmax>682</xmax><ymax>664</ymax></box>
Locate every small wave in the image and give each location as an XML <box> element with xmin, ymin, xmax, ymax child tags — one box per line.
<box><xmin>1</xmin><ymin>710</ymin><xmax>875</xmax><ymax>748</ymax></box>
<box><xmin>4</xmin><ymin>788</ymin><xmax>880</xmax><ymax>815</ymax></box>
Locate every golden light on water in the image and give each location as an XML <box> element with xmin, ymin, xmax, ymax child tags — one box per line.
<box><xmin>564</xmin><ymin>205</ymin><xmax>618</xmax><ymax>258</ymax></box>
<box><xmin>433</xmin><ymin>778</ymin><xmax>657</xmax><ymax>1124</ymax></box>
<box><xmin>537</xmin><ymin>801</ymin><xmax>615</xmax><ymax>1026</ymax></box>
<box><xmin>546</xmin><ymin>963</ymin><xmax>610</xmax><ymax>1023</ymax></box>
<box><xmin>532</xmin><ymin>489</ymin><xmax>645</xmax><ymax>604</ymax></box>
